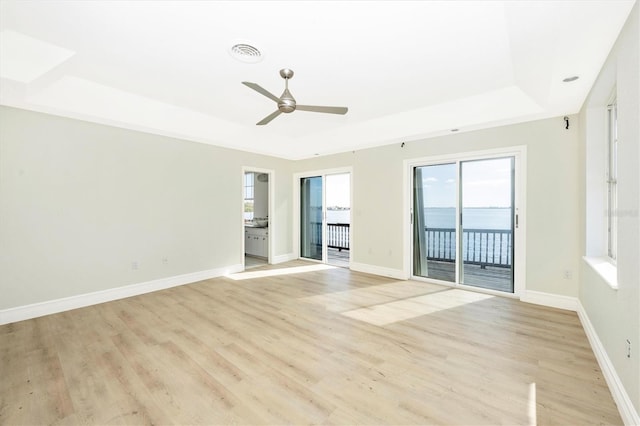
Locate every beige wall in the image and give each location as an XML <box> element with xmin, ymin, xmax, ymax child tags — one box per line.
<box><xmin>579</xmin><ymin>3</ymin><xmax>639</xmax><ymax>413</ymax></box>
<box><xmin>293</xmin><ymin>115</ymin><xmax>581</xmax><ymax>297</ymax></box>
<box><xmin>1</xmin><ymin>105</ymin><xmax>583</xmax><ymax>310</ymax></box>
<box><xmin>0</xmin><ymin>106</ymin><xmax>293</xmax><ymax>309</ymax></box>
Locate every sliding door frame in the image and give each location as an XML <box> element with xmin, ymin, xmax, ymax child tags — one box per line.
<box><xmin>293</xmin><ymin>167</ymin><xmax>353</xmax><ymax>263</ymax></box>
<box><xmin>403</xmin><ymin>146</ymin><xmax>527</xmax><ymax>297</ymax></box>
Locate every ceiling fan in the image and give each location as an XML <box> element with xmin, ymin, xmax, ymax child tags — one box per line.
<box><xmin>242</xmin><ymin>68</ymin><xmax>348</xmax><ymax>125</ymax></box>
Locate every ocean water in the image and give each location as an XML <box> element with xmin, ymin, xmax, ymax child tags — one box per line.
<box><xmin>327</xmin><ymin>208</ymin><xmax>511</xmax><ymax>229</ymax></box>
<box><xmin>425</xmin><ymin>207</ymin><xmax>512</xmax><ymax>230</ymax></box>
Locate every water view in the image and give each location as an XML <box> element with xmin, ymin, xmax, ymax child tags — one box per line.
<box><xmin>327</xmin><ymin>207</ymin><xmax>511</xmax><ymax>229</ymax></box>
<box><xmin>425</xmin><ymin>207</ymin><xmax>512</xmax><ymax>230</ymax></box>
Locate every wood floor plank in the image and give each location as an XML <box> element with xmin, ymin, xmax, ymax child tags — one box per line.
<box><xmin>0</xmin><ymin>261</ymin><xmax>623</xmax><ymax>425</ymax></box>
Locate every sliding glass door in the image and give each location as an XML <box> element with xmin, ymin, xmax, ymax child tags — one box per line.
<box><xmin>299</xmin><ymin>171</ymin><xmax>352</xmax><ymax>265</ymax></box>
<box><xmin>300</xmin><ymin>176</ymin><xmax>323</xmax><ymax>260</ymax></box>
<box><xmin>460</xmin><ymin>157</ymin><xmax>514</xmax><ymax>292</ymax></box>
<box><xmin>413</xmin><ymin>163</ymin><xmax>457</xmax><ymax>282</ymax></box>
<box><xmin>412</xmin><ymin>156</ymin><xmax>516</xmax><ymax>293</ymax></box>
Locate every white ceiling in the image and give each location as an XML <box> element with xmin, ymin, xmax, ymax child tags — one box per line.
<box><xmin>0</xmin><ymin>1</ymin><xmax>635</xmax><ymax>160</ymax></box>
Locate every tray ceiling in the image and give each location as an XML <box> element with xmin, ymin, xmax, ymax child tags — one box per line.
<box><xmin>0</xmin><ymin>1</ymin><xmax>635</xmax><ymax>159</ymax></box>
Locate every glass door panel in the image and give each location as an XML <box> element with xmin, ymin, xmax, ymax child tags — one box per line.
<box><xmin>413</xmin><ymin>163</ymin><xmax>457</xmax><ymax>282</ymax></box>
<box><xmin>300</xmin><ymin>176</ymin><xmax>323</xmax><ymax>260</ymax></box>
<box><xmin>460</xmin><ymin>157</ymin><xmax>514</xmax><ymax>292</ymax></box>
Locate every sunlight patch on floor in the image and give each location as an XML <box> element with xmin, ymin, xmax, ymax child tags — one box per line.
<box><xmin>341</xmin><ymin>289</ymin><xmax>495</xmax><ymax>326</ymax></box>
<box><xmin>227</xmin><ymin>263</ymin><xmax>336</xmax><ymax>280</ymax></box>
<box><xmin>528</xmin><ymin>382</ymin><xmax>537</xmax><ymax>425</ymax></box>
<box><xmin>301</xmin><ymin>280</ymin><xmax>445</xmax><ymax>312</ymax></box>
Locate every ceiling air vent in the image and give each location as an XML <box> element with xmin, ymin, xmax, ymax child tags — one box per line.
<box><xmin>229</xmin><ymin>42</ymin><xmax>263</xmax><ymax>63</ymax></box>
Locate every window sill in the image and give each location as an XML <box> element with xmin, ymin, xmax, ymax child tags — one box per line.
<box><xmin>583</xmin><ymin>256</ymin><xmax>618</xmax><ymax>290</ymax></box>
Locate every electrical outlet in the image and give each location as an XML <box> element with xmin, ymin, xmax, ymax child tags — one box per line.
<box><xmin>563</xmin><ymin>270</ymin><xmax>573</xmax><ymax>280</ymax></box>
<box><xmin>132</xmin><ymin>261</ymin><xmax>139</xmax><ymax>270</ymax></box>
<box><xmin>162</xmin><ymin>257</ymin><xmax>168</xmax><ymax>265</ymax></box>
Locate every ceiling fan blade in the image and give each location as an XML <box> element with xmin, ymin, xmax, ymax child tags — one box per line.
<box><xmin>242</xmin><ymin>82</ymin><xmax>280</xmax><ymax>103</ymax></box>
<box><xmin>257</xmin><ymin>110</ymin><xmax>282</xmax><ymax>125</ymax></box>
<box><xmin>296</xmin><ymin>105</ymin><xmax>348</xmax><ymax>115</ymax></box>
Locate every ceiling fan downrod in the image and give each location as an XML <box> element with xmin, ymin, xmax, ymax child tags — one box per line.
<box><xmin>278</xmin><ymin>69</ymin><xmax>296</xmax><ymax>113</ymax></box>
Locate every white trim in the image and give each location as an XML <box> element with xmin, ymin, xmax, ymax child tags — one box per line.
<box><xmin>520</xmin><ymin>290</ymin><xmax>578</xmax><ymax>311</ymax></box>
<box><xmin>294</xmin><ymin>166</ymin><xmax>355</xmax><ymax>179</ymax></box>
<box><xmin>576</xmin><ymin>300</ymin><xmax>640</xmax><ymax>426</ymax></box>
<box><xmin>583</xmin><ymin>256</ymin><xmax>619</xmax><ymax>289</ymax></box>
<box><xmin>519</xmin><ymin>290</ymin><xmax>639</xmax><ymax>424</ymax></box>
<box><xmin>405</xmin><ymin>145</ymin><xmax>528</xmax><ymax>167</ymax></box>
<box><xmin>0</xmin><ymin>264</ymin><xmax>243</xmax><ymax>325</ymax></box>
<box><xmin>292</xmin><ymin>172</ymin><xmax>301</xmax><ymax>260</ymax></box>
<box><xmin>350</xmin><ymin>262</ymin><xmax>408</xmax><ymax>280</ymax></box>
<box><xmin>402</xmin><ymin>158</ymin><xmax>411</xmax><ymax>279</ymax></box>
<box><xmin>272</xmin><ymin>253</ymin><xmax>297</xmax><ymax>264</ymax></box>
<box><xmin>514</xmin><ymin>147</ymin><xmax>527</xmax><ymax>297</ymax></box>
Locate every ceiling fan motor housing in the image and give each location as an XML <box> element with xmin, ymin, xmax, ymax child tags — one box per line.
<box><xmin>278</xmin><ymin>88</ymin><xmax>296</xmax><ymax>113</ymax></box>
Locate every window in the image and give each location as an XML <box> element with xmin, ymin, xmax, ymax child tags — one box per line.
<box><xmin>583</xmin><ymin>75</ymin><xmax>618</xmax><ymax>288</ymax></box>
<box><xmin>606</xmin><ymin>98</ymin><xmax>618</xmax><ymax>261</ymax></box>
<box><xmin>244</xmin><ymin>172</ymin><xmax>255</xmax><ymax>221</ymax></box>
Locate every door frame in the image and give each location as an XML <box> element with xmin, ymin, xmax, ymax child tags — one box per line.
<box><xmin>293</xmin><ymin>167</ymin><xmax>353</xmax><ymax>264</ymax></box>
<box><xmin>403</xmin><ymin>146</ymin><xmax>527</xmax><ymax>297</ymax></box>
<box><xmin>241</xmin><ymin>166</ymin><xmax>275</xmax><ymax>269</ymax></box>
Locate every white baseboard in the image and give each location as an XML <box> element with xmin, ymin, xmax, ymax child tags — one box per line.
<box><xmin>521</xmin><ymin>291</ymin><xmax>638</xmax><ymax>424</ymax></box>
<box><xmin>272</xmin><ymin>253</ymin><xmax>297</xmax><ymax>264</ymax></box>
<box><xmin>0</xmin><ymin>264</ymin><xmax>243</xmax><ymax>325</ymax></box>
<box><xmin>3</xmin><ymin>266</ymin><xmax>636</xmax><ymax>425</ymax></box>
<box><xmin>349</xmin><ymin>262</ymin><xmax>408</xmax><ymax>280</ymax></box>
<box><xmin>520</xmin><ymin>290</ymin><xmax>578</xmax><ymax>311</ymax></box>
<box><xmin>576</xmin><ymin>301</ymin><xmax>640</xmax><ymax>426</ymax></box>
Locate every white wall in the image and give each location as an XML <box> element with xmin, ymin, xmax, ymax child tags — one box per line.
<box><xmin>579</xmin><ymin>2</ymin><xmax>639</xmax><ymax>415</ymax></box>
<box><xmin>0</xmin><ymin>106</ymin><xmax>292</xmax><ymax>310</ymax></box>
<box><xmin>293</xmin><ymin>115</ymin><xmax>581</xmax><ymax>296</ymax></box>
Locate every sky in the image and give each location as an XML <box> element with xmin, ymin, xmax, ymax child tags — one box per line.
<box><xmin>326</xmin><ymin>173</ymin><xmax>351</xmax><ymax>207</ymax></box>
<box><xmin>315</xmin><ymin>159</ymin><xmax>511</xmax><ymax>209</ymax></box>
<box><xmin>419</xmin><ymin>158</ymin><xmax>512</xmax><ymax>208</ymax></box>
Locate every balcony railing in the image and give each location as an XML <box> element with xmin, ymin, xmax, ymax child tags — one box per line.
<box><xmin>306</xmin><ymin>222</ymin><xmax>351</xmax><ymax>252</ymax></box>
<box><xmin>425</xmin><ymin>227</ymin><xmax>512</xmax><ymax>268</ymax></box>
<box><xmin>310</xmin><ymin>224</ymin><xmax>510</xmax><ymax>269</ymax></box>
<box><xmin>327</xmin><ymin>223</ymin><xmax>350</xmax><ymax>251</ymax></box>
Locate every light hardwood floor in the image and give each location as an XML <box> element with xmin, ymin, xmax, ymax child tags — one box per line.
<box><xmin>0</xmin><ymin>261</ymin><xmax>621</xmax><ymax>425</ymax></box>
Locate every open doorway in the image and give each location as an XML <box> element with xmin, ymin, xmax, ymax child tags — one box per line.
<box><xmin>243</xmin><ymin>167</ymin><xmax>273</xmax><ymax>270</ymax></box>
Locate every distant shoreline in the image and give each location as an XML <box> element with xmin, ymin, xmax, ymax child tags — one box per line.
<box><xmin>425</xmin><ymin>206</ymin><xmax>510</xmax><ymax>209</ymax></box>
